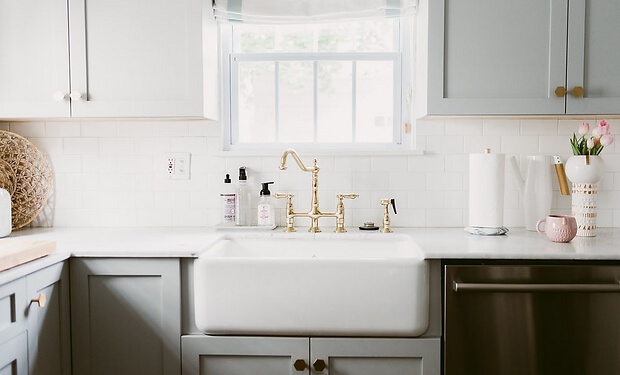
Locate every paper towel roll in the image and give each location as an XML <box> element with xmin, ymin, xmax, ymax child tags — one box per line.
<box><xmin>469</xmin><ymin>152</ymin><xmax>505</xmax><ymax>228</ymax></box>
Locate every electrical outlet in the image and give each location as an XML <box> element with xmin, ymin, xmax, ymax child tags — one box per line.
<box><xmin>164</xmin><ymin>153</ymin><xmax>191</xmax><ymax>180</ymax></box>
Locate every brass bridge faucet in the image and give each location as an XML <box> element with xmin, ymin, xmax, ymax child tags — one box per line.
<box><xmin>276</xmin><ymin>149</ymin><xmax>357</xmax><ymax>233</ymax></box>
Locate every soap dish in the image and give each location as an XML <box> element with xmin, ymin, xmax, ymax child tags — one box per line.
<box><xmin>465</xmin><ymin>226</ymin><xmax>509</xmax><ymax>236</ymax></box>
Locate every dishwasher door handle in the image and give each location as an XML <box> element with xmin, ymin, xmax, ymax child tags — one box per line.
<box><xmin>453</xmin><ymin>281</ymin><xmax>620</xmax><ymax>293</ymax></box>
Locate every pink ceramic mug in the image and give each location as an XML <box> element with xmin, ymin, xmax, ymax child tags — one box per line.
<box><xmin>536</xmin><ymin>215</ymin><xmax>578</xmax><ymax>243</ymax></box>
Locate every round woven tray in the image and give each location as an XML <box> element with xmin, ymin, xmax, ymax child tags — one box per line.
<box><xmin>0</xmin><ymin>130</ymin><xmax>53</xmax><ymax>230</ymax></box>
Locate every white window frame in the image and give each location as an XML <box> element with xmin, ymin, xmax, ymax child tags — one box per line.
<box><xmin>220</xmin><ymin>18</ymin><xmax>415</xmax><ymax>154</ymax></box>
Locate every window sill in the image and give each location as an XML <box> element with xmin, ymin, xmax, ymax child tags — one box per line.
<box><xmin>215</xmin><ymin>147</ymin><xmax>424</xmax><ymax>157</ymax></box>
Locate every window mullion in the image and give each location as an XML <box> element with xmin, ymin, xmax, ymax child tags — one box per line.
<box><xmin>352</xmin><ymin>60</ymin><xmax>357</xmax><ymax>143</ymax></box>
<box><xmin>313</xmin><ymin>60</ymin><xmax>318</xmax><ymax>143</ymax></box>
<box><xmin>275</xmin><ymin>61</ymin><xmax>280</xmax><ymax>142</ymax></box>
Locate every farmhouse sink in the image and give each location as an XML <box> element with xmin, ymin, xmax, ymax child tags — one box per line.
<box><xmin>193</xmin><ymin>233</ymin><xmax>429</xmax><ymax>337</ymax></box>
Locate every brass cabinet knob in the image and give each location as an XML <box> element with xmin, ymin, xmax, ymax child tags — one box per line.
<box><xmin>555</xmin><ymin>86</ymin><xmax>584</xmax><ymax>98</ymax></box>
<box><xmin>31</xmin><ymin>293</ymin><xmax>47</xmax><ymax>308</ymax></box>
<box><xmin>572</xmin><ymin>86</ymin><xmax>584</xmax><ymax>97</ymax></box>
<box><xmin>293</xmin><ymin>359</ymin><xmax>308</xmax><ymax>371</ymax></box>
<box><xmin>313</xmin><ymin>359</ymin><xmax>327</xmax><ymax>372</ymax></box>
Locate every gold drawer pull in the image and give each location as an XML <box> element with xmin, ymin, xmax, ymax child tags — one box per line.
<box><xmin>555</xmin><ymin>86</ymin><xmax>584</xmax><ymax>98</ymax></box>
<box><xmin>31</xmin><ymin>293</ymin><xmax>47</xmax><ymax>308</ymax></box>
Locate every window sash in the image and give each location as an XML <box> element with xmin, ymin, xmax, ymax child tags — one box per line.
<box><xmin>228</xmin><ymin>52</ymin><xmax>402</xmax><ymax>148</ymax></box>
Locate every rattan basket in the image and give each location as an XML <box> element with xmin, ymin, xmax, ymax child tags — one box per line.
<box><xmin>0</xmin><ymin>130</ymin><xmax>53</xmax><ymax>229</ymax></box>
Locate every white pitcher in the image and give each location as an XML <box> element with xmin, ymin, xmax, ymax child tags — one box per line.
<box><xmin>508</xmin><ymin>155</ymin><xmax>553</xmax><ymax>231</ymax></box>
<box><xmin>0</xmin><ymin>188</ymin><xmax>11</xmax><ymax>238</ymax></box>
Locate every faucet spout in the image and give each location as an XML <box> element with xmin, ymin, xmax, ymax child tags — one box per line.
<box><xmin>279</xmin><ymin>149</ymin><xmax>316</xmax><ymax>173</ymax></box>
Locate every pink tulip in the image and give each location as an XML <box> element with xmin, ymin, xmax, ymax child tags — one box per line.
<box><xmin>578</xmin><ymin>122</ymin><xmax>590</xmax><ymax>135</ymax></box>
<box><xmin>601</xmin><ymin>134</ymin><xmax>615</xmax><ymax>146</ymax></box>
<box><xmin>598</xmin><ymin>120</ymin><xmax>610</xmax><ymax>135</ymax></box>
<box><xmin>587</xmin><ymin>137</ymin><xmax>595</xmax><ymax>149</ymax></box>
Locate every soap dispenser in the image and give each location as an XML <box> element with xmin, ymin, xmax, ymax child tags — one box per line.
<box><xmin>257</xmin><ymin>181</ymin><xmax>275</xmax><ymax>227</ymax></box>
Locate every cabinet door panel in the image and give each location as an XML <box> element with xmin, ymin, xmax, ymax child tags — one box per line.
<box><xmin>0</xmin><ymin>332</ymin><xmax>28</xmax><ymax>375</ymax></box>
<box><xmin>0</xmin><ymin>0</ymin><xmax>70</xmax><ymax>117</ymax></box>
<box><xmin>68</xmin><ymin>0</ymin><xmax>203</xmax><ymax>117</ymax></box>
<box><xmin>566</xmin><ymin>0</ymin><xmax>620</xmax><ymax>114</ymax></box>
<box><xmin>0</xmin><ymin>278</ymin><xmax>26</xmax><ymax>346</ymax></box>
<box><xmin>26</xmin><ymin>262</ymin><xmax>71</xmax><ymax>375</ymax></box>
<box><xmin>427</xmin><ymin>0</ymin><xmax>567</xmax><ymax>115</ymax></box>
<box><xmin>310</xmin><ymin>338</ymin><xmax>440</xmax><ymax>375</ymax></box>
<box><xmin>182</xmin><ymin>336</ymin><xmax>309</xmax><ymax>375</ymax></box>
<box><xmin>71</xmin><ymin>258</ymin><xmax>181</xmax><ymax>375</ymax></box>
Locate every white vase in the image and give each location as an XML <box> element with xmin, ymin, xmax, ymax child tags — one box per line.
<box><xmin>565</xmin><ymin>155</ymin><xmax>604</xmax><ymax>237</ymax></box>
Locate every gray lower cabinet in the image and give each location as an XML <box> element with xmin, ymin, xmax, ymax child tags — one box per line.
<box><xmin>0</xmin><ymin>260</ymin><xmax>70</xmax><ymax>375</ymax></box>
<box><xmin>181</xmin><ymin>336</ymin><xmax>440</xmax><ymax>375</ymax></box>
<box><xmin>26</xmin><ymin>262</ymin><xmax>71</xmax><ymax>375</ymax></box>
<box><xmin>70</xmin><ymin>258</ymin><xmax>181</xmax><ymax>375</ymax></box>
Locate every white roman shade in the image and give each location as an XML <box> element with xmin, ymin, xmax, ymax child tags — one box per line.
<box><xmin>213</xmin><ymin>0</ymin><xmax>416</xmax><ymax>23</ymax></box>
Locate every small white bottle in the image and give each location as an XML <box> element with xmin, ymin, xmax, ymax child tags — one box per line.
<box><xmin>0</xmin><ymin>188</ymin><xmax>11</xmax><ymax>238</ymax></box>
<box><xmin>257</xmin><ymin>182</ymin><xmax>275</xmax><ymax>227</ymax></box>
<box><xmin>235</xmin><ymin>167</ymin><xmax>252</xmax><ymax>226</ymax></box>
<box><xmin>219</xmin><ymin>174</ymin><xmax>236</xmax><ymax>226</ymax></box>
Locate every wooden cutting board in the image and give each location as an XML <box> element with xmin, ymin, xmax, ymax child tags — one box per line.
<box><xmin>0</xmin><ymin>239</ymin><xmax>56</xmax><ymax>272</ymax></box>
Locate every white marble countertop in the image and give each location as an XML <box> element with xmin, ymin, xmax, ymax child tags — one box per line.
<box><xmin>3</xmin><ymin>226</ymin><xmax>620</xmax><ymax>260</ymax></box>
<box><xmin>3</xmin><ymin>226</ymin><xmax>620</xmax><ymax>285</ymax></box>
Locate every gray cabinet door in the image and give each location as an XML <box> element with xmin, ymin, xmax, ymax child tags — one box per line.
<box><xmin>71</xmin><ymin>258</ymin><xmax>181</xmax><ymax>375</ymax></box>
<box><xmin>182</xmin><ymin>336</ymin><xmax>310</xmax><ymax>375</ymax></box>
<box><xmin>566</xmin><ymin>0</ymin><xmax>620</xmax><ymax>114</ymax></box>
<box><xmin>0</xmin><ymin>0</ymin><xmax>71</xmax><ymax>117</ymax></box>
<box><xmin>26</xmin><ymin>262</ymin><xmax>71</xmax><ymax>375</ymax></box>
<box><xmin>423</xmin><ymin>0</ymin><xmax>568</xmax><ymax>115</ymax></box>
<box><xmin>67</xmin><ymin>0</ymin><xmax>203</xmax><ymax>117</ymax></box>
<box><xmin>310</xmin><ymin>338</ymin><xmax>440</xmax><ymax>375</ymax></box>
<box><xmin>0</xmin><ymin>278</ymin><xmax>27</xmax><ymax>347</ymax></box>
<box><xmin>0</xmin><ymin>332</ymin><xmax>28</xmax><ymax>375</ymax></box>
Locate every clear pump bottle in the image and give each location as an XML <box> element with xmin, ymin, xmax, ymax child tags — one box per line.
<box><xmin>257</xmin><ymin>181</ymin><xmax>274</xmax><ymax>227</ymax></box>
<box><xmin>235</xmin><ymin>167</ymin><xmax>252</xmax><ymax>226</ymax></box>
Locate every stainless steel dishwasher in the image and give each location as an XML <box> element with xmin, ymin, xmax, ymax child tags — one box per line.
<box><xmin>444</xmin><ymin>263</ymin><xmax>620</xmax><ymax>375</ymax></box>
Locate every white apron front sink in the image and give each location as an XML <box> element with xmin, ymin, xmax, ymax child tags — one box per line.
<box><xmin>194</xmin><ymin>233</ymin><xmax>429</xmax><ymax>337</ymax></box>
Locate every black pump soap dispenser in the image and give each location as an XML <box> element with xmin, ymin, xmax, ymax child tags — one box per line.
<box><xmin>257</xmin><ymin>181</ymin><xmax>275</xmax><ymax>227</ymax></box>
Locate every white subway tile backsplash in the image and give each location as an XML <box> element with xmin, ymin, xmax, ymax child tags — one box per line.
<box><xmin>46</xmin><ymin>122</ymin><xmax>81</xmax><ymax>137</ymax></box>
<box><xmin>2</xmin><ymin>116</ymin><xmax>619</xmax><ymax>228</ymax></box>
<box><xmin>64</xmin><ymin>138</ymin><xmax>99</xmax><ymax>155</ymax></box>
<box><xmin>81</xmin><ymin>122</ymin><xmax>117</xmax><ymax>137</ymax></box>
<box><xmin>9</xmin><ymin>122</ymin><xmax>45</xmax><ymax>137</ymax></box>
<box><xmin>426</xmin><ymin>135</ymin><xmax>464</xmax><ymax>154</ymax></box>
<box><xmin>482</xmin><ymin>119</ymin><xmax>520</xmax><ymax>135</ymax></box>
<box><xmin>463</xmin><ymin>135</ymin><xmax>502</xmax><ymax>154</ymax></box>
<box><xmin>520</xmin><ymin>119</ymin><xmax>558</xmax><ymax>135</ymax></box>
<box><xmin>445</xmin><ymin>118</ymin><xmax>483</xmax><ymax>136</ymax></box>
<box><xmin>501</xmin><ymin>135</ymin><xmax>539</xmax><ymax>154</ymax></box>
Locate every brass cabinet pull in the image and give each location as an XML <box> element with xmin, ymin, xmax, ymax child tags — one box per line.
<box><xmin>293</xmin><ymin>359</ymin><xmax>308</xmax><ymax>371</ymax></box>
<box><xmin>313</xmin><ymin>359</ymin><xmax>327</xmax><ymax>372</ymax></box>
<box><xmin>31</xmin><ymin>293</ymin><xmax>47</xmax><ymax>308</ymax></box>
<box><xmin>555</xmin><ymin>86</ymin><xmax>584</xmax><ymax>98</ymax></box>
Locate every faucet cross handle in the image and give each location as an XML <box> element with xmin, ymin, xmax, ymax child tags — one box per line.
<box><xmin>274</xmin><ymin>193</ymin><xmax>296</xmax><ymax>232</ymax></box>
<box><xmin>380</xmin><ymin>198</ymin><xmax>397</xmax><ymax>233</ymax></box>
<box><xmin>337</xmin><ymin>193</ymin><xmax>358</xmax><ymax>201</ymax></box>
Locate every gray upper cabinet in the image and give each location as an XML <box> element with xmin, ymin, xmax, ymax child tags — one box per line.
<box><xmin>70</xmin><ymin>258</ymin><xmax>181</xmax><ymax>375</ymax></box>
<box><xmin>0</xmin><ymin>0</ymin><xmax>203</xmax><ymax>118</ymax></box>
<box><xmin>416</xmin><ymin>0</ymin><xmax>620</xmax><ymax>116</ymax></box>
<box><xmin>566</xmin><ymin>0</ymin><xmax>620</xmax><ymax>114</ymax></box>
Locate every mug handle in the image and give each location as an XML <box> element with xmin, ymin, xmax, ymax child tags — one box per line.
<box><xmin>536</xmin><ymin>219</ymin><xmax>546</xmax><ymax>234</ymax></box>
